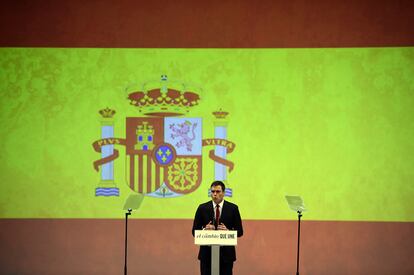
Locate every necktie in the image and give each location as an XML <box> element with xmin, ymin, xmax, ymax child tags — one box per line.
<box><xmin>215</xmin><ymin>204</ymin><xmax>220</xmax><ymax>227</ymax></box>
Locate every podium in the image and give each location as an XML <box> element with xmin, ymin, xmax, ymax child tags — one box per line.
<box><xmin>194</xmin><ymin>230</ymin><xmax>238</xmax><ymax>275</ymax></box>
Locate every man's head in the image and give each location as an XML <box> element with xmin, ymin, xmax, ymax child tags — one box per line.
<box><xmin>210</xmin><ymin>181</ymin><xmax>225</xmax><ymax>204</ymax></box>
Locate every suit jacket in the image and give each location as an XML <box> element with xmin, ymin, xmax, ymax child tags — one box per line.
<box><xmin>192</xmin><ymin>200</ymin><xmax>243</xmax><ymax>263</ymax></box>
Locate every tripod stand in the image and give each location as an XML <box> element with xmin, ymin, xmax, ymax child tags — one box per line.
<box><xmin>296</xmin><ymin>210</ymin><xmax>302</xmax><ymax>275</ymax></box>
<box><xmin>124</xmin><ymin>208</ymin><xmax>132</xmax><ymax>275</ymax></box>
<box><xmin>122</xmin><ymin>193</ymin><xmax>144</xmax><ymax>275</ymax></box>
<box><xmin>285</xmin><ymin>195</ymin><xmax>306</xmax><ymax>275</ymax></box>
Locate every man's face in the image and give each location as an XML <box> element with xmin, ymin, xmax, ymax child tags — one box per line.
<box><xmin>211</xmin><ymin>185</ymin><xmax>224</xmax><ymax>204</ymax></box>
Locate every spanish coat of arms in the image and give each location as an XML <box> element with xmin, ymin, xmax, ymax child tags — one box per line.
<box><xmin>92</xmin><ymin>76</ymin><xmax>235</xmax><ymax>198</ymax></box>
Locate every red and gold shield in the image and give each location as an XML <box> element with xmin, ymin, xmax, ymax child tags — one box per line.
<box><xmin>125</xmin><ymin>117</ymin><xmax>202</xmax><ymax>195</ymax></box>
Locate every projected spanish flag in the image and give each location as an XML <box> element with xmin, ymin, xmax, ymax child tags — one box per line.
<box><xmin>0</xmin><ymin>47</ymin><xmax>413</xmax><ymax>222</ymax></box>
<box><xmin>0</xmin><ymin>1</ymin><xmax>413</xmax><ymax>275</ymax></box>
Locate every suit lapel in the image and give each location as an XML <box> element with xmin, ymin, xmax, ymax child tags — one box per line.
<box><xmin>207</xmin><ymin>201</ymin><xmax>214</xmax><ymax>220</ymax></box>
<box><xmin>221</xmin><ymin>200</ymin><xmax>229</xmax><ymax>222</ymax></box>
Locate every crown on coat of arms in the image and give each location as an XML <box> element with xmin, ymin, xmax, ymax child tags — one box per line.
<box><xmin>127</xmin><ymin>75</ymin><xmax>200</xmax><ymax>117</ymax></box>
<box><xmin>212</xmin><ymin>109</ymin><xmax>229</xmax><ymax>119</ymax></box>
<box><xmin>99</xmin><ymin>107</ymin><xmax>116</xmax><ymax>118</ymax></box>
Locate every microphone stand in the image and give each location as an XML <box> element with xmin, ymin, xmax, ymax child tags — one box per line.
<box><xmin>296</xmin><ymin>210</ymin><xmax>302</xmax><ymax>275</ymax></box>
<box><xmin>124</xmin><ymin>208</ymin><xmax>132</xmax><ymax>275</ymax></box>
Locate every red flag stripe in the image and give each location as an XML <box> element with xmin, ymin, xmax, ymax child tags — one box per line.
<box><xmin>1</xmin><ymin>0</ymin><xmax>414</xmax><ymax>48</ymax></box>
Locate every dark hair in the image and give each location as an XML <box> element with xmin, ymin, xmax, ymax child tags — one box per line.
<box><xmin>210</xmin><ymin>180</ymin><xmax>225</xmax><ymax>192</ymax></box>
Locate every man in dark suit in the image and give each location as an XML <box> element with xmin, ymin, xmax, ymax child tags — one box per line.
<box><xmin>192</xmin><ymin>181</ymin><xmax>243</xmax><ymax>275</ymax></box>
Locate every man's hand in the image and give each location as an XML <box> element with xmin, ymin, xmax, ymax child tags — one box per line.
<box><xmin>217</xmin><ymin>223</ymin><xmax>228</xmax><ymax>230</ymax></box>
<box><xmin>204</xmin><ymin>221</ymin><xmax>215</xmax><ymax>230</ymax></box>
